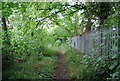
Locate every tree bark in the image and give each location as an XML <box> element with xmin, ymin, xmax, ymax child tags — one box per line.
<box><xmin>2</xmin><ymin>16</ymin><xmax>10</xmax><ymax>45</ymax></box>
<box><xmin>2</xmin><ymin>16</ymin><xmax>7</xmax><ymax>32</ymax></box>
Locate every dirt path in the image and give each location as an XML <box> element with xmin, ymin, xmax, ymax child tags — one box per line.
<box><xmin>53</xmin><ymin>52</ymin><xmax>71</xmax><ymax>80</ymax></box>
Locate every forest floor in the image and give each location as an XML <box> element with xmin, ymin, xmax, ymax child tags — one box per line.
<box><xmin>53</xmin><ymin>52</ymin><xmax>71</xmax><ymax>80</ymax></box>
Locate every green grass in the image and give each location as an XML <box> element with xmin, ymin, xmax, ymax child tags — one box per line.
<box><xmin>8</xmin><ymin>54</ymin><xmax>57</xmax><ymax>79</ymax></box>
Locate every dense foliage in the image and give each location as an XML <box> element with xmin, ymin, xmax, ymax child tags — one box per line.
<box><xmin>1</xmin><ymin>2</ymin><xmax>119</xmax><ymax>80</ymax></box>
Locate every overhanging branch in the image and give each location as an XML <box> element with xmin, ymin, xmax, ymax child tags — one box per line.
<box><xmin>35</xmin><ymin>4</ymin><xmax>86</xmax><ymax>28</ymax></box>
<box><xmin>35</xmin><ymin>9</ymin><xmax>68</xmax><ymax>28</ymax></box>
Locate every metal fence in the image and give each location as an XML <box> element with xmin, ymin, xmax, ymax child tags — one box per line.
<box><xmin>68</xmin><ymin>27</ymin><xmax>119</xmax><ymax>58</ymax></box>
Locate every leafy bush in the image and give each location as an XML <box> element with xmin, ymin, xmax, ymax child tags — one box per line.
<box><xmin>91</xmin><ymin>52</ymin><xmax>120</xmax><ymax>80</ymax></box>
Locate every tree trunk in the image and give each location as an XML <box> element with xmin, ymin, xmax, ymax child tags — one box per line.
<box><xmin>2</xmin><ymin>16</ymin><xmax>10</xmax><ymax>45</ymax></box>
<box><xmin>2</xmin><ymin>16</ymin><xmax>7</xmax><ymax>32</ymax></box>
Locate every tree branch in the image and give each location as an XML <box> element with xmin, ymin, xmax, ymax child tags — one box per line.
<box><xmin>37</xmin><ymin>8</ymin><xmax>53</xmax><ymax>10</ymax></box>
<box><xmin>35</xmin><ymin>8</ymin><xmax>69</xmax><ymax>28</ymax></box>
<box><xmin>35</xmin><ymin>4</ymin><xmax>86</xmax><ymax>28</ymax></box>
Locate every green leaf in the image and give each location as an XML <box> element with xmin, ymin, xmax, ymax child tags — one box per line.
<box><xmin>109</xmin><ymin>61</ymin><xmax>117</xmax><ymax>70</ymax></box>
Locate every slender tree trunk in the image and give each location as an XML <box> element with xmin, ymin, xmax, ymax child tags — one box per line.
<box><xmin>2</xmin><ymin>16</ymin><xmax>7</xmax><ymax>32</ymax></box>
<box><xmin>2</xmin><ymin>16</ymin><xmax>10</xmax><ymax>45</ymax></box>
<box><xmin>85</xmin><ymin>16</ymin><xmax>92</xmax><ymax>33</ymax></box>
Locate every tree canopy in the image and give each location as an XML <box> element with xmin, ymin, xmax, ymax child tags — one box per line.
<box><xmin>1</xmin><ymin>2</ymin><xmax>119</xmax><ymax>80</ymax></box>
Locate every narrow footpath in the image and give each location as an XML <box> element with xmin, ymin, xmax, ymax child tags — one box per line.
<box><xmin>53</xmin><ymin>52</ymin><xmax>71</xmax><ymax>80</ymax></box>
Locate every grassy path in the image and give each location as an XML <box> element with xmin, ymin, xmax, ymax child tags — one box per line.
<box><xmin>53</xmin><ymin>52</ymin><xmax>71</xmax><ymax>80</ymax></box>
